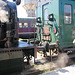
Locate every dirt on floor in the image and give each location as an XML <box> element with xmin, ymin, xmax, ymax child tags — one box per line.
<box><xmin>20</xmin><ymin>52</ymin><xmax>58</xmax><ymax>75</ymax></box>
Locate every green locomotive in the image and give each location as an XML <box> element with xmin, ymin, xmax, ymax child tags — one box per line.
<box><xmin>36</xmin><ymin>0</ymin><xmax>75</xmax><ymax>55</ymax></box>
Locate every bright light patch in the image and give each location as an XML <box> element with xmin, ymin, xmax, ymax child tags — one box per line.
<box><xmin>7</xmin><ymin>0</ymin><xmax>28</xmax><ymax>18</ymax></box>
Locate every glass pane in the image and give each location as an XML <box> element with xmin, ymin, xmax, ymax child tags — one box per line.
<box><xmin>44</xmin><ymin>8</ymin><xmax>48</xmax><ymax>20</ymax></box>
<box><xmin>23</xmin><ymin>23</ymin><xmax>28</xmax><ymax>28</ymax></box>
<box><xmin>64</xmin><ymin>4</ymin><xmax>72</xmax><ymax>24</ymax></box>
<box><xmin>44</xmin><ymin>8</ymin><xmax>48</xmax><ymax>24</ymax></box>
<box><xmin>19</xmin><ymin>23</ymin><xmax>22</xmax><ymax>28</ymax></box>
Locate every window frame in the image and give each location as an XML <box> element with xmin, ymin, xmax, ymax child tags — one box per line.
<box><xmin>64</xmin><ymin>4</ymin><xmax>72</xmax><ymax>24</ymax></box>
<box><xmin>44</xmin><ymin>8</ymin><xmax>48</xmax><ymax>25</ymax></box>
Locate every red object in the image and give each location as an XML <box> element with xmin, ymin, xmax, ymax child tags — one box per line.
<box><xmin>54</xmin><ymin>29</ymin><xmax>56</xmax><ymax>34</ymax></box>
<box><xmin>36</xmin><ymin>46</ymin><xmax>37</xmax><ymax>58</ymax></box>
<box><xmin>33</xmin><ymin>18</ymin><xmax>35</xmax><ymax>19</ymax></box>
<box><xmin>38</xmin><ymin>29</ymin><xmax>39</xmax><ymax>33</ymax></box>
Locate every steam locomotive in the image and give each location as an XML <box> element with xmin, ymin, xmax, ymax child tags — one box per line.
<box><xmin>0</xmin><ymin>0</ymin><xmax>20</xmax><ymax>48</ymax></box>
<box><xmin>0</xmin><ymin>1</ymin><xmax>36</xmax><ymax>74</ymax></box>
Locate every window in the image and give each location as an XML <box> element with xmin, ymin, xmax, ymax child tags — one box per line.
<box><xmin>19</xmin><ymin>23</ymin><xmax>28</xmax><ymax>28</ymax></box>
<box><xmin>44</xmin><ymin>8</ymin><xmax>48</xmax><ymax>24</ymax></box>
<box><xmin>23</xmin><ymin>23</ymin><xmax>28</xmax><ymax>28</ymax></box>
<box><xmin>64</xmin><ymin>4</ymin><xmax>72</xmax><ymax>24</ymax></box>
<box><xmin>19</xmin><ymin>23</ymin><xmax>22</xmax><ymax>28</ymax></box>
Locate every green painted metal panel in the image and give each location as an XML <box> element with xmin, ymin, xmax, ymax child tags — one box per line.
<box><xmin>36</xmin><ymin>6</ymin><xmax>43</xmax><ymax>41</ymax></box>
<box><xmin>47</xmin><ymin>0</ymin><xmax>59</xmax><ymax>43</ymax></box>
<box><xmin>59</xmin><ymin>0</ymin><xmax>75</xmax><ymax>48</ymax></box>
<box><xmin>36</xmin><ymin>0</ymin><xmax>75</xmax><ymax>49</ymax></box>
<box><xmin>36</xmin><ymin>0</ymin><xmax>59</xmax><ymax>43</ymax></box>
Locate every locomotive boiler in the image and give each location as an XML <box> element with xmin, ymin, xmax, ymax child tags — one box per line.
<box><xmin>0</xmin><ymin>0</ymin><xmax>24</xmax><ymax>74</ymax></box>
<box><xmin>0</xmin><ymin>0</ymin><xmax>19</xmax><ymax>48</ymax></box>
<box><xmin>0</xmin><ymin>1</ymin><xmax>36</xmax><ymax>74</ymax></box>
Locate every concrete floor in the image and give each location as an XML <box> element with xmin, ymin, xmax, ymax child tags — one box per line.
<box><xmin>9</xmin><ymin>52</ymin><xmax>75</xmax><ymax>75</ymax></box>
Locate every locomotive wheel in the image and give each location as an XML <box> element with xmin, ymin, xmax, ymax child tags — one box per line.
<box><xmin>5</xmin><ymin>41</ymin><xmax>11</xmax><ymax>48</ymax></box>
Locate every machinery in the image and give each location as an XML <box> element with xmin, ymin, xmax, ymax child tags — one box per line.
<box><xmin>36</xmin><ymin>0</ymin><xmax>75</xmax><ymax>57</ymax></box>
<box><xmin>0</xmin><ymin>0</ymin><xmax>19</xmax><ymax>48</ymax></box>
<box><xmin>0</xmin><ymin>0</ymin><xmax>36</xmax><ymax>74</ymax></box>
